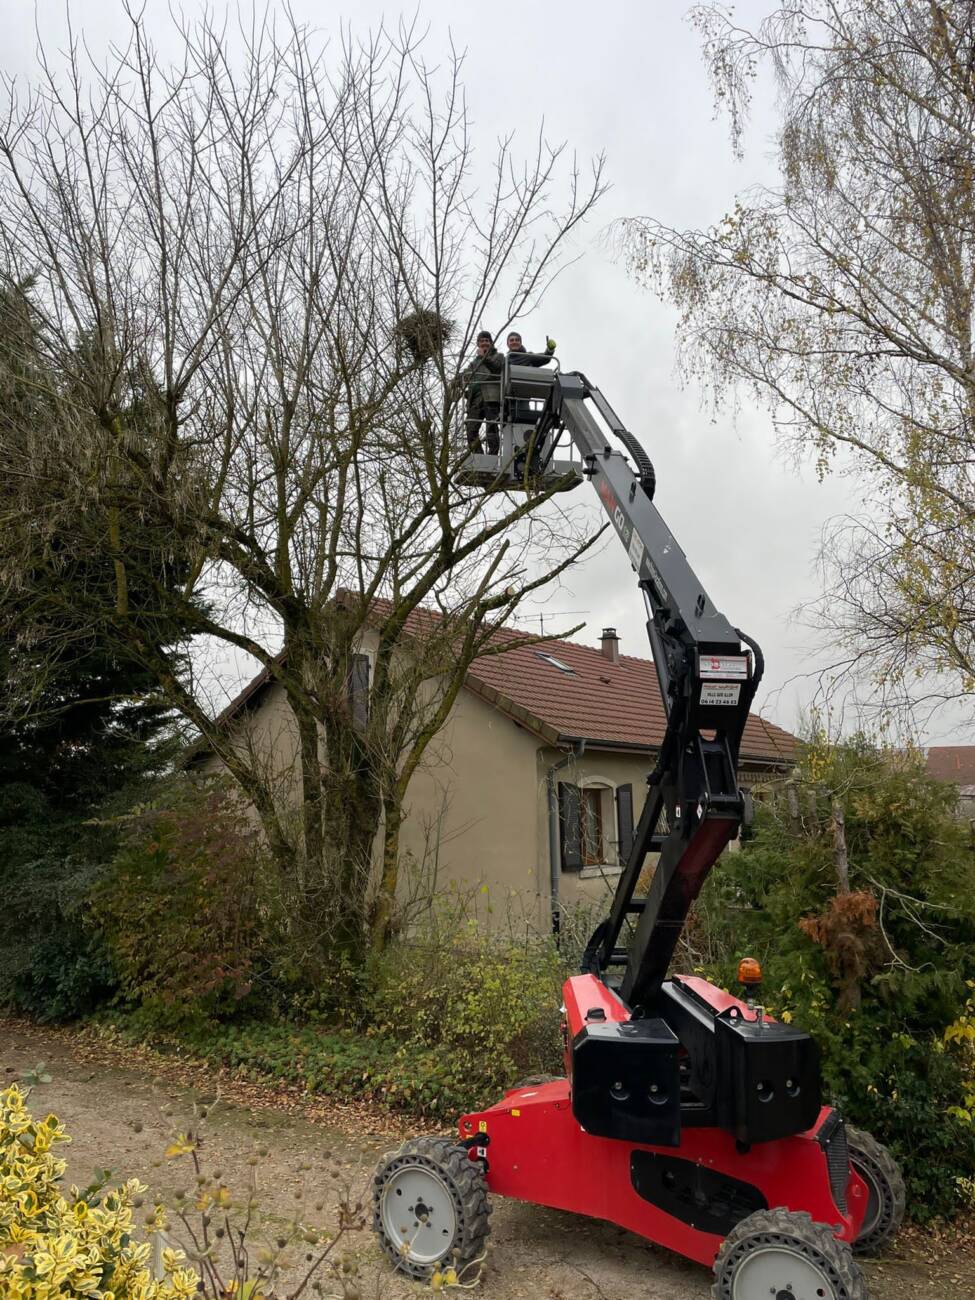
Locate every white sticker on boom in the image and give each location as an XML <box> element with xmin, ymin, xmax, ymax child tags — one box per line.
<box><xmin>628</xmin><ymin>530</ymin><xmax>645</xmax><ymax>571</ymax></box>
<box><xmin>699</xmin><ymin>655</ymin><xmax>749</xmax><ymax>680</ymax></box>
<box><xmin>701</xmin><ymin>683</ymin><xmax>741</xmax><ymax>707</ymax></box>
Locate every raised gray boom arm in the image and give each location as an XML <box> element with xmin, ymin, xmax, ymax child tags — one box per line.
<box><xmin>532</xmin><ymin>371</ymin><xmax>763</xmax><ymax>1011</ymax></box>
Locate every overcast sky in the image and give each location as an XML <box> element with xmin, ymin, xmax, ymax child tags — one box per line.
<box><xmin>5</xmin><ymin>0</ymin><xmax>968</xmax><ymax>745</ymax></box>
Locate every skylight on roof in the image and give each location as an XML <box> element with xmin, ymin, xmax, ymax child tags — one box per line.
<box><xmin>535</xmin><ymin>651</ymin><xmax>575</xmax><ymax>674</ymax></box>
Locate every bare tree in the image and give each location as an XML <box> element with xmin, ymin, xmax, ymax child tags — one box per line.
<box><xmin>616</xmin><ymin>0</ymin><xmax>975</xmax><ymax>719</ymax></box>
<box><xmin>0</xmin><ymin>7</ymin><xmax>605</xmax><ymax>963</ymax></box>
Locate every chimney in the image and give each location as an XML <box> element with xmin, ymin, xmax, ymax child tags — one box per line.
<box><xmin>600</xmin><ymin>627</ymin><xmax>620</xmax><ymax>665</ymax></box>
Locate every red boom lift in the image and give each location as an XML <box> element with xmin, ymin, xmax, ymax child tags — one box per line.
<box><xmin>372</xmin><ymin>359</ymin><xmax>905</xmax><ymax>1299</ymax></box>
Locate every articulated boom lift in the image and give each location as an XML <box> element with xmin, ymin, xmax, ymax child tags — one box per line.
<box><xmin>373</xmin><ymin>361</ymin><xmax>905</xmax><ymax>1300</ymax></box>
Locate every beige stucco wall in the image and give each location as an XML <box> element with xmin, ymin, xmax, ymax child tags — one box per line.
<box><xmin>196</xmin><ymin>639</ymin><xmax>553</xmax><ymax>928</ymax></box>
<box><xmin>196</xmin><ymin>680</ymin><xmax>302</xmax><ymax>819</ymax></box>
<box><xmin>353</xmin><ymin>629</ymin><xmax>553</xmax><ymax>928</ymax></box>
<box><xmin>198</xmin><ymin>645</ymin><xmax>776</xmax><ymax>936</ymax></box>
<box><xmin>395</xmin><ymin>686</ymin><xmax>546</xmax><ymax>927</ymax></box>
<box><xmin>404</xmin><ymin>726</ymin><xmax>676</xmax><ymax>932</ymax></box>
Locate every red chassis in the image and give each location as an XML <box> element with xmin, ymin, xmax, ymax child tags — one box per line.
<box><xmin>458</xmin><ymin>973</ymin><xmax>867</xmax><ymax>1269</ymax></box>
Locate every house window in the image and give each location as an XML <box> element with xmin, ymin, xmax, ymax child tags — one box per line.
<box><xmin>581</xmin><ymin>787</ymin><xmax>603</xmax><ymax>865</ymax></box>
<box><xmin>559</xmin><ymin>780</ymin><xmax>619</xmax><ymax>871</ymax></box>
<box><xmin>534</xmin><ymin>651</ymin><xmax>575</xmax><ymax>674</ymax></box>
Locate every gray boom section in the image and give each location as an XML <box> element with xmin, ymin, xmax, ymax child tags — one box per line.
<box><xmin>542</xmin><ymin>371</ymin><xmax>759</xmax><ymax>1007</ymax></box>
<box><xmin>555</xmin><ymin>373</ymin><xmax>740</xmax><ymax>659</ymax></box>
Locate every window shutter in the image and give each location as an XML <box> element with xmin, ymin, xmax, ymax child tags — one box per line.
<box><xmin>616</xmin><ymin>783</ymin><xmax>634</xmax><ymax>865</ymax></box>
<box><xmin>558</xmin><ymin>781</ymin><xmax>582</xmax><ymax>871</ymax></box>
<box><xmin>347</xmin><ymin>653</ymin><xmax>370</xmax><ymax>729</ymax></box>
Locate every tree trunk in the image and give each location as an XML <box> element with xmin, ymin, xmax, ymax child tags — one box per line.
<box><xmin>831</xmin><ymin>797</ymin><xmax>850</xmax><ymax>894</ymax></box>
<box><xmin>296</xmin><ymin>710</ymin><xmax>323</xmax><ymax>894</ymax></box>
<box><xmin>314</xmin><ymin>761</ymin><xmax>381</xmax><ymax>967</ymax></box>
<box><xmin>371</xmin><ymin>794</ymin><xmax>404</xmax><ymax>953</ymax></box>
<box><xmin>785</xmin><ymin>780</ymin><xmax>801</xmax><ymax>835</ymax></box>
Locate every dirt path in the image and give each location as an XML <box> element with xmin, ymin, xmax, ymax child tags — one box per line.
<box><xmin>1</xmin><ymin>1018</ymin><xmax>971</xmax><ymax>1300</ymax></box>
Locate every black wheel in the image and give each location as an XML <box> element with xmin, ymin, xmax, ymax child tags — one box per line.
<box><xmin>712</xmin><ymin>1208</ymin><xmax>868</xmax><ymax>1300</ymax></box>
<box><xmin>846</xmin><ymin>1124</ymin><xmax>905</xmax><ymax>1255</ymax></box>
<box><xmin>372</xmin><ymin>1136</ymin><xmax>491</xmax><ymax>1281</ymax></box>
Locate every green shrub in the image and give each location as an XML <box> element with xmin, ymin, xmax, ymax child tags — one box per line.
<box><xmin>365</xmin><ymin>909</ymin><xmax>565</xmax><ymax>1102</ymax></box>
<box><xmin>121</xmin><ymin>901</ymin><xmax>569</xmax><ymax>1121</ymax></box>
<box><xmin>3</xmin><ymin>923</ymin><xmax>117</xmax><ymax>1023</ymax></box>
<box><xmin>696</xmin><ymin>735</ymin><xmax>975</xmax><ymax>1220</ymax></box>
<box><xmin>94</xmin><ymin>779</ymin><xmax>274</xmax><ymax>1033</ymax></box>
<box><xmin>169</xmin><ymin>1019</ymin><xmax>487</xmax><ymax>1119</ymax></box>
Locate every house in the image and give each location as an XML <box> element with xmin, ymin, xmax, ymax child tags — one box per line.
<box><xmin>925</xmin><ymin>745</ymin><xmax>975</xmax><ymax>820</ymax></box>
<box><xmin>192</xmin><ymin>625</ymin><xmax>797</xmax><ymax>933</ymax></box>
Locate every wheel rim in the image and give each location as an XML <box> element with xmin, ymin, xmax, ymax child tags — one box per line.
<box><xmin>851</xmin><ymin>1157</ymin><xmax>883</xmax><ymax>1239</ymax></box>
<box><xmin>732</xmin><ymin>1245</ymin><xmax>837</xmax><ymax>1300</ymax></box>
<box><xmin>380</xmin><ymin>1163</ymin><xmax>459</xmax><ymax>1266</ymax></box>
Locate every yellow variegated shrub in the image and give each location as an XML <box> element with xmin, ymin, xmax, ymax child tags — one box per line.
<box><xmin>0</xmin><ymin>1085</ymin><xmax>198</xmax><ymax>1299</ymax></box>
<box><xmin>945</xmin><ymin>986</ymin><xmax>975</xmax><ymax>1125</ymax></box>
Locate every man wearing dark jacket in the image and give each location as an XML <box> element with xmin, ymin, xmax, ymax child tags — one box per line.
<box><xmin>506</xmin><ymin>330</ymin><xmax>556</xmax><ymax>367</ymax></box>
<box><xmin>460</xmin><ymin>330</ymin><xmax>504</xmax><ymax>453</ymax></box>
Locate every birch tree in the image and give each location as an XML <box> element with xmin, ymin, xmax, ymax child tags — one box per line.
<box><xmin>617</xmin><ymin>0</ymin><xmax>975</xmax><ymax>719</ymax></box>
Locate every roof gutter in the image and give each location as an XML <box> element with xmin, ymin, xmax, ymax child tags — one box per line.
<box><xmin>555</xmin><ymin>733</ymin><xmax>792</xmax><ymax>768</ymax></box>
<box><xmin>547</xmin><ymin>738</ymin><xmax>587</xmax><ymax>938</ymax></box>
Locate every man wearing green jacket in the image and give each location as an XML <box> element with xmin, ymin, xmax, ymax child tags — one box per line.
<box><xmin>506</xmin><ymin>330</ymin><xmax>556</xmax><ymax>366</ymax></box>
<box><xmin>460</xmin><ymin>330</ymin><xmax>504</xmax><ymax>454</ymax></box>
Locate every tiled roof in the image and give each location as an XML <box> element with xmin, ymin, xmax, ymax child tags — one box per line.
<box><xmin>467</xmin><ymin>631</ymin><xmax>796</xmax><ymax>766</ymax></box>
<box><xmin>926</xmin><ymin>745</ymin><xmax>975</xmax><ymax>787</ymax></box>
<box><xmin>190</xmin><ymin>600</ymin><xmax>797</xmax><ymax>769</ymax></box>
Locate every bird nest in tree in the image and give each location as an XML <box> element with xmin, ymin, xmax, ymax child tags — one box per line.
<box><xmin>393</xmin><ymin>309</ymin><xmax>454</xmax><ymax>363</ymax></box>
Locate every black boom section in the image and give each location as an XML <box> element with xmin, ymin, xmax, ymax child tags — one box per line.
<box><xmin>520</xmin><ymin>368</ymin><xmax>823</xmax><ymax>1146</ymax></box>
<box><xmin>622</xmin><ymin>808</ymin><xmax>739</xmax><ymax>1008</ymax></box>
<box><xmin>536</xmin><ymin>372</ymin><xmax>761</xmax><ymax>1006</ymax></box>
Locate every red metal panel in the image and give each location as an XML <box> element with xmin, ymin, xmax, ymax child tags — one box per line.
<box><xmin>673</xmin><ymin>974</ymin><xmax>776</xmax><ymax>1022</ymax></box>
<box><xmin>564</xmin><ymin>974</ymin><xmax>630</xmax><ymax>1034</ymax></box>
<box><xmin>459</xmin><ymin>1087</ymin><xmax>867</xmax><ymax>1269</ymax></box>
<box><xmin>562</xmin><ymin>974</ymin><xmax>630</xmax><ymax>1074</ymax></box>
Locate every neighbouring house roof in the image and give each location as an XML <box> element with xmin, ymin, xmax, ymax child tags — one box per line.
<box><xmin>190</xmin><ymin>615</ymin><xmax>797</xmax><ymax>770</ymax></box>
<box><xmin>926</xmin><ymin>745</ymin><xmax>975</xmax><ymax>787</ymax></box>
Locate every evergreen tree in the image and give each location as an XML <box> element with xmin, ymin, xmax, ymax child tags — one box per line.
<box><xmin>0</xmin><ymin>282</ymin><xmax>184</xmax><ymax>1018</ymax></box>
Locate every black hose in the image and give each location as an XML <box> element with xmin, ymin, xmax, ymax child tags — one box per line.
<box><xmin>614</xmin><ymin>427</ymin><xmax>656</xmax><ymax>501</ymax></box>
<box><xmin>735</xmin><ymin>627</ymin><xmax>765</xmax><ymax>693</ymax></box>
<box><xmin>581</xmin><ymin>918</ymin><xmax>610</xmax><ymax>975</ymax></box>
